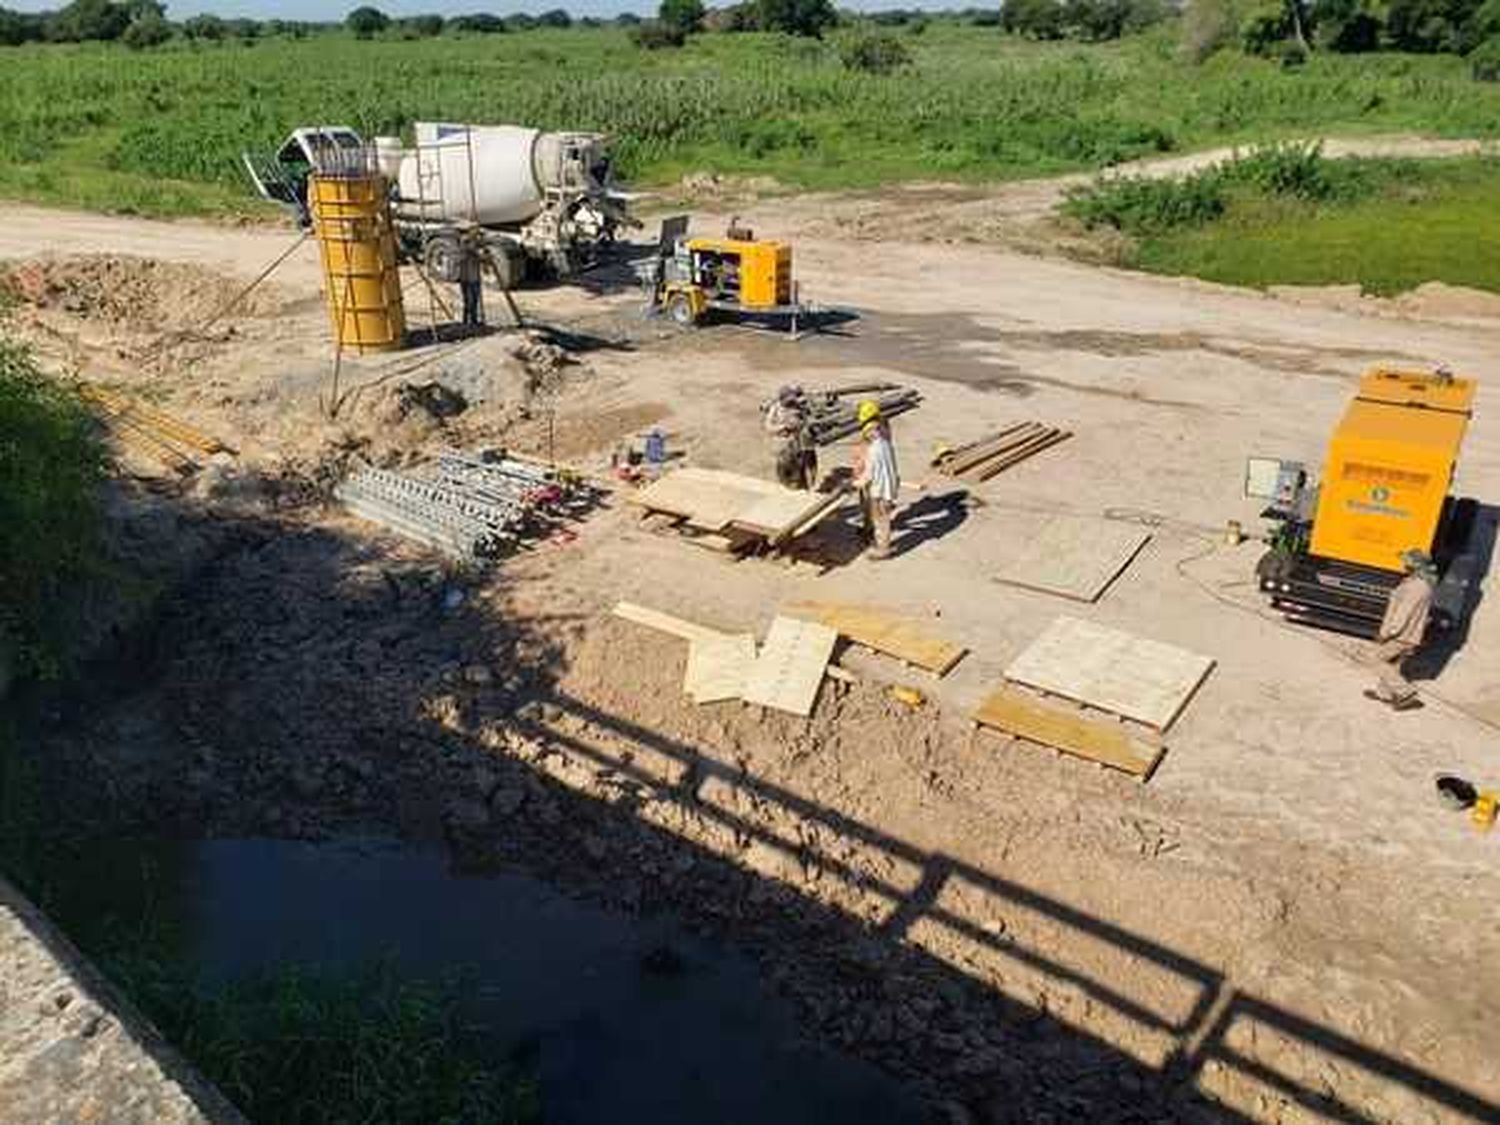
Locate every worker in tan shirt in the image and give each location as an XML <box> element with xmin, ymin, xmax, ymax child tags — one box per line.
<box><xmin>1365</xmin><ymin>548</ymin><xmax>1436</xmax><ymax>711</ymax></box>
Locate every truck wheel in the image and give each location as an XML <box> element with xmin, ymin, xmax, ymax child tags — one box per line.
<box><xmin>667</xmin><ymin>293</ymin><xmax>697</xmax><ymax>328</ymax></box>
<box><xmin>487</xmin><ymin>244</ymin><xmax>525</xmax><ymax>292</ymax></box>
<box><xmin>423</xmin><ymin>234</ymin><xmax>462</xmax><ymax>284</ymax></box>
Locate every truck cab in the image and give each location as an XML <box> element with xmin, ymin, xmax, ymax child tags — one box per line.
<box><xmin>242</xmin><ymin>127</ymin><xmax>368</xmax><ymax>225</ymax></box>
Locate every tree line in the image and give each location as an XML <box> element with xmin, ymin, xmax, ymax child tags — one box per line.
<box><xmin>3</xmin><ymin>0</ymin><xmax>1496</xmax><ymax>68</ymax></box>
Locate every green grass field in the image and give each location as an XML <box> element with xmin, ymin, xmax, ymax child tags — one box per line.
<box><xmin>2</xmin><ymin>26</ymin><xmax>1500</xmax><ymax>218</ymax></box>
<box><xmin>1133</xmin><ymin>159</ymin><xmax>1500</xmax><ymax>294</ymax></box>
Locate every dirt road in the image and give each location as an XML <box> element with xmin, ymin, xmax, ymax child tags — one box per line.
<box><xmin>680</xmin><ymin>133</ymin><xmax>1499</xmax><ymax>252</ymax></box>
<box><xmin>5</xmin><ymin>196</ymin><xmax>1499</xmax><ymax>1122</ymax></box>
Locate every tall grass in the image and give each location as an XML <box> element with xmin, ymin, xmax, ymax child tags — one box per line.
<box><xmin>0</xmin><ymin>332</ymin><xmax>105</xmax><ymax>680</ymax></box>
<box><xmin>102</xmin><ymin>954</ymin><xmax>541</xmax><ymax>1125</ymax></box>
<box><xmin>1</xmin><ymin>27</ymin><xmax>1498</xmax><ymax>215</ymax></box>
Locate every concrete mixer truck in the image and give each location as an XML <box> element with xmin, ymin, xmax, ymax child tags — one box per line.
<box><xmin>242</xmin><ymin>123</ymin><xmax>635</xmax><ymax>287</ymax></box>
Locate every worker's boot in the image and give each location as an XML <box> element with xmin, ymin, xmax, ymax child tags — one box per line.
<box><xmin>1363</xmin><ymin>689</ymin><xmax>1423</xmax><ymax>712</ymax></box>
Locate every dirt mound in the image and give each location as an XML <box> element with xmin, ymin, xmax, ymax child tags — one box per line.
<box><xmin>1268</xmin><ymin>280</ymin><xmax>1500</xmax><ymax>323</ymax></box>
<box><xmin>1393</xmin><ymin>281</ymin><xmax>1500</xmax><ymax>321</ymax></box>
<box><xmin>0</xmin><ymin>254</ymin><xmax>290</xmax><ymax>331</ymax></box>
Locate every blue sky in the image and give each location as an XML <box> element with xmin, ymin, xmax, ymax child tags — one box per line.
<box><xmin>6</xmin><ymin>0</ymin><xmax>964</xmax><ymax>16</ymax></box>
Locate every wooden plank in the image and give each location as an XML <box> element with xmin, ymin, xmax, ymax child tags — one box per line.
<box><xmin>784</xmin><ymin>600</ymin><xmax>967</xmax><ymax>676</ymax></box>
<box><xmin>992</xmin><ymin>517</ymin><xmax>1151</xmax><ymax>603</ymax></box>
<box><xmin>1004</xmin><ymin>616</ymin><xmax>1214</xmax><ymax>731</ymax></box>
<box><xmin>612</xmin><ymin>601</ymin><xmax>726</xmax><ymax>644</ymax></box>
<box><xmin>974</xmin><ymin>686</ymin><xmax>1163</xmax><ymax>779</ymax></box>
<box><xmin>971</xmin><ymin>430</ymin><xmax>1072</xmax><ymax>481</ymax></box>
<box><xmin>942</xmin><ymin>424</ymin><xmax>1044</xmax><ymax>477</ymax></box>
<box><xmin>684</xmin><ymin>633</ymin><xmax>758</xmax><ymax>704</ymax></box>
<box><xmin>963</xmin><ymin>429</ymin><xmax>1063</xmax><ymax>480</ymax></box>
<box><xmin>742</xmin><ymin>616</ymin><xmax>837</xmax><ymax>717</ymax></box>
<box><xmin>931</xmin><ymin>423</ymin><xmax>1033</xmax><ymax>469</ymax></box>
<box><xmin>766</xmin><ymin>487</ymin><xmax>850</xmax><ymax>547</ymax></box>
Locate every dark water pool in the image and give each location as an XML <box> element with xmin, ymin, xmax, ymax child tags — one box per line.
<box><xmin>42</xmin><ymin>836</ymin><xmax>928</xmax><ymax>1124</ymax></box>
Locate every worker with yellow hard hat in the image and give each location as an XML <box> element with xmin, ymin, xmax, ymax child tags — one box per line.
<box><xmin>852</xmin><ymin>398</ymin><xmax>901</xmax><ymax>560</ymax></box>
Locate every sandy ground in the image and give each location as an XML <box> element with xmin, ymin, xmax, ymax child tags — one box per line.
<box><xmin>4</xmin><ymin>187</ymin><xmax>1500</xmax><ymax>1124</ymax></box>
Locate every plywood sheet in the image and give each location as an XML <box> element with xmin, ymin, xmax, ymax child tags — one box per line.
<box><xmin>684</xmin><ymin>633</ymin><xmax>757</xmax><ymax>704</ymax></box>
<box><xmin>742</xmin><ymin>616</ymin><xmax>838</xmax><ymax>717</ymax></box>
<box><xmin>732</xmin><ymin>490</ymin><xmax>835</xmax><ymax>536</ymax></box>
<box><xmin>993</xmin><ymin>517</ymin><xmax>1150</xmax><ymax>603</ymax></box>
<box><xmin>628</xmin><ymin>472</ymin><xmax>750</xmax><ymax>532</ymax></box>
<box><xmin>784</xmin><ymin>601</ymin><xmax>966</xmax><ymax>675</ymax></box>
<box><xmin>631</xmin><ymin>468</ymin><xmax>830</xmax><ymax>538</ymax></box>
<box><xmin>974</xmin><ymin>686</ymin><xmax>1163</xmax><ymax>779</ymax></box>
<box><xmin>1004</xmin><ymin>616</ymin><xmax>1213</xmax><ymax>731</ymax></box>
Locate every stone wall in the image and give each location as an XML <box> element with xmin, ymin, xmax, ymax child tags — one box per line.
<box><xmin>0</xmin><ymin>875</ymin><xmax>244</xmax><ymax>1124</ymax></box>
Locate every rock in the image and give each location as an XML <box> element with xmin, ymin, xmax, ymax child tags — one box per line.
<box><xmin>463</xmin><ymin>664</ymin><xmax>493</xmax><ymax>686</ymax></box>
<box><xmin>471</xmin><ymin>766</ymin><xmax>500</xmax><ymax>799</ymax></box>
<box><xmin>444</xmin><ymin>796</ymin><xmax>491</xmax><ymax>835</ymax></box>
<box><xmin>489</xmin><ymin>785</ymin><xmax>527</xmax><ymax>816</ymax></box>
<box><xmin>582</xmin><ymin>833</ymin><xmax>608</xmax><ymax>862</ymax></box>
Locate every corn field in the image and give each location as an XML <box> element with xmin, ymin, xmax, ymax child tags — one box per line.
<box><xmin>1</xmin><ymin>25</ymin><xmax>1497</xmax><ymax>216</ymax></box>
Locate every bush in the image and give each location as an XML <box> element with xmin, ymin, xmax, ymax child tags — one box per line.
<box><xmin>1239</xmin><ymin>0</ymin><xmax>1291</xmax><ymax>53</ymax></box>
<box><xmin>631</xmin><ymin>18</ymin><xmax>687</xmax><ymax>47</ymax></box>
<box><xmin>1065</xmin><ymin>173</ymin><xmax>1229</xmax><ymax>234</ymax></box>
<box><xmin>1463</xmin><ymin>0</ymin><xmax>1500</xmax><ymax>48</ymax></box>
<box><xmin>0</xmin><ymin>335</ymin><xmax>104</xmax><ymax>680</ymax></box>
<box><xmin>345</xmin><ymin>5</ymin><xmax>390</xmax><ymax>38</ymax></box>
<box><xmin>451</xmin><ymin>12</ymin><xmax>506</xmax><ymax>32</ymax></box>
<box><xmin>1001</xmin><ymin>0</ymin><xmax>1065</xmax><ymax>38</ymax></box>
<box><xmin>0</xmin><ymin>8</ymin><xmax>48</xmax><ymax>44</ymax></box>
<box><xmin>49</xmin><ymin>0</ymin><xmax>131</xmax><ymax>42</ymax></box>
<box><xmin>121</xmin><ymin>11</ymin><xmax>170</xmax><ymax>48</ymax></box>
<box><xmin>1312</xmin><ymin>0</ymin><xmax>1382</xmax><ymax>50</ymax></box>
<box><xmin>660</xmin><ymin>0</ymin><xmax>706</xmax><ymax>33</ymax></box>
<box><xmin>404</xmin><ymin>14</ymin><xmax>445</xmax><ymax>36</ymax></box>
<box><xmin>537</xmin><ymin>8</ymin><xmax>573</xmax><ymax>27</ymax></box>
<box><xmin>839</xmin><ymin>30</ymin><xmax>912</xmax><ymax>71</ymax></box>
<box><xmin>1472</xmin><ymin>35</ymin><xmax>1500</xmax><ymax>78</ymax></box>
<box><xmin>751</xmin><ymin>0</ymin><xmax>837</xmax><ymax>36</ymax></box>
<box><xmin>1385</xmin><ymin>0</ymin><xmax>1476</xmax><ymax>51</ymax></box>
<box><xmin>1063</xmin><ymin>142</ymin><xmax>1369</xmax><ymax>235</ymax></box>
<box><xmin>1181</xmin><ymin>0</ymin><xmax>1247</xmax><ymax>60</ymax></box>
<box><xmin>181</xmin><ymin>13</ymin><xmax>225</xmax><ymax>39</ymax></box>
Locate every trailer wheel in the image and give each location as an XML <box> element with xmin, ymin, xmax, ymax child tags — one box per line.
<box><xmin>667</xmin><ymin>293</ymin><xmax>697</xmax><ymax>328</ymax></box>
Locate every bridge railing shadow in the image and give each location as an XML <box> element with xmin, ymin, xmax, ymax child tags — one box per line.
<box><xmin>484</xmin><ymin>674</ymin><xmax>1497</xmax><ymax>1124</ymax></box>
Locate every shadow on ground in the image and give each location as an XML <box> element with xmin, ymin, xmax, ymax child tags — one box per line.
<box><xmin>14</xmin><ymin>476</ymin><xmax>1497</xmax><ymax>1125</ymax></box>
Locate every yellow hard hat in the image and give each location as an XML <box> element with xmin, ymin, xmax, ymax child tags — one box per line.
<box><xmin>856</xmin><ymin>399</ymin><xmax>881</xmax><ymax>426</ymax></box>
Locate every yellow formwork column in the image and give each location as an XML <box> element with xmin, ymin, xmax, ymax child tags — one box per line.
<box><xmin>309</xmin><ymin>173</ymin><xmax>406</xmax><ymax>353</ymax></box>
